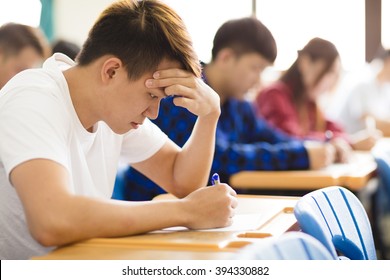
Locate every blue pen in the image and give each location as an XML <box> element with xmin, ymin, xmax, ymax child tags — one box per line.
<box><xmin>211</xmin><ymin>173</ymin><xmax>220</xmax><ymax>185</ymax></box>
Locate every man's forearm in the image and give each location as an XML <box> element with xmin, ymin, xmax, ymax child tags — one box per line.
<box><xmin>30</xmin><ymin>195</ymin><xmax>186</xmax><ymax>247</ymax></box>
<box><xmin>172</xmin><ymin>113</ymin><xmax>219</xmax><ymax>197</ymax></box>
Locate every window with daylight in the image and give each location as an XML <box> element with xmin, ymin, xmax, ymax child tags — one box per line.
<box><xmin>0</xmin><ymin>0</ymin><xmax>41</xmax><ymax>27</ymax></box>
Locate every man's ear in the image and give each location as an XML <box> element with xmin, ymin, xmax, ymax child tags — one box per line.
<box><xmin>101</xmin><ymin>57</ymin><xmax>122</xmax><ymax>83</ymax></box>
<box><xmin>215</xmin><ymin>48</ymin><xmax>236</xmax><ymax>64</ymax></box>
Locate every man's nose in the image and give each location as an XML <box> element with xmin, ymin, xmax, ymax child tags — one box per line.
<box><xmin>144</xmin><ymin>99</ymin><xmax>161</xmax><ymax>120</ymax></box>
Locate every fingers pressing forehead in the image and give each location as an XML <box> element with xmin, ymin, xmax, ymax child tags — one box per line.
<box><xmin>145</xmin><ymin>70</ymin><xmax>196</xmax><ymax>90</ymax></box>
<box><xmin>153</xmin><ymin>68</ymin><xmax>191</xmax><ymax>79</ymax></box>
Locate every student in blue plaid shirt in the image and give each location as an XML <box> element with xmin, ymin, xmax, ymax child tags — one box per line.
<box><xmin>113</xmin><ymin>17</ymin><xmax>335</xmax><ymax>201</ymax></box>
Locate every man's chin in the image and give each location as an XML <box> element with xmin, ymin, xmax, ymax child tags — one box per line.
<box><xmin>111</xmin><ymin>126</ymin><xmax>133</xmax><ymax>135</ymax></box>
<box><xmin>233</xmin><ymin>93</ymin><xmax>247</xmax><ymax>100</ymax></box>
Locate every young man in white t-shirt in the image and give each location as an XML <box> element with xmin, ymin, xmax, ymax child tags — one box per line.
<box><xmin>0</xmin><ymin>0</ymin><xmax>237</xmax><ymax>259</ymax></box>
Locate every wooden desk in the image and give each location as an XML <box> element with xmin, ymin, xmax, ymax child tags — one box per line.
<box><xmin>230</xmin><ymin>152</ymin><xmax>377</xmax><ymax>191</ymax></box>
<box><xmin>33</xmin><ymin>195</ymin><xmax>299</xmax><ymax>260</ymax></box>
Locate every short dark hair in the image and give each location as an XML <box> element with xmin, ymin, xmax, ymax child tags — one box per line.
<box><xmin>211</xmin><ymin>17</ymin><xmax>277</xmax><ymax>63</ymax></box>
<box><xmin>77</xmin><ymin>0</ymin><xmax>201</xmax><ymax>79</ymax></box>
<box><xmin>0</xmin><ymin>23</ymin><xmax>45</xmax><ymax>57</ymax></box>
<box><xmin>52</xmin><ymin>40</ymin><xmax>81</xmax><ymax>60</ymax></box>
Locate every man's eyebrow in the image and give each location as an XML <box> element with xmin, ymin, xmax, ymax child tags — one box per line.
<box><xmin>153</xmin><ymin>88</ymin><xmax>168</xmax><ymax>98</ymax></box>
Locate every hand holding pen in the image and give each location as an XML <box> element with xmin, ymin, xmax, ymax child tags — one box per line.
<box><xmin>324</xmin><ymin>130</ymin><xmax>351</xmax><ymax>164</ymax></box>
<box><xmin>211</xmin><ymin>173</ymin><xmax>220</xmax><ymax>185</ymax></box>
<box><xmin>179</xmin><ymin>172</ymin><xmax>237</xmax><ymax>229</ymax></box>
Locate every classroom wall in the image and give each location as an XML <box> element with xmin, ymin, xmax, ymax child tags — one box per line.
<box><xmin>52</xmin><ymin>0</ymin><xmax>251</xmax><ymax>62</ymax></box>
<box><xmin>54</xmin><ymin>0</ymin><xmax>114</xmax><ymax>46</ymax></box>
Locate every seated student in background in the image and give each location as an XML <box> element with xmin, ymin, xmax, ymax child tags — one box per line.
<box><xmin>0</xmin><ymin>22</ymin><xmax>50</xmax><ymax>89</ymax></box>
<box><xmin>52</xmin><ymin>39</ymin><xmax>81</xmax><ymax>60</ymax></box>
<box><xmin>114</xmin><ymin>18</ymin><xmax>335</xmax><ymax>201</ymax></box>
<box><xmin>255</xmin><ymin>38</ymin><xmax>380</xmax><ymax>163</ymax></box>
<box><xmin>335</xmin><ymin>48</ymin><xmax>390</xmax><ymax>136</ymax></box>
<box><xmin>0</xmin><ymin>0</ymin><xmax>238</xmax><ymax>260</ymax></box>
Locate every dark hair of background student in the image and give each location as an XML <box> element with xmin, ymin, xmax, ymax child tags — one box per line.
<box><xmin>0</xmin><ymin>23</ymin><xmax>45</xmax><ymax>57</ymax></box>
<box><xmin>211</xmin><ymin>17</ymin><xmax>277</xmax><ymax>63</ymax></box>
<box><xmin>52</xmin><ymin>39</ymin><xmax>81</xmax><ymax>60</ymax></box>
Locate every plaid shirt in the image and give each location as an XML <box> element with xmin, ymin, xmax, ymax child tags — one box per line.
<box><xmin>113</xmin><ymin>93</ymin><xmax>309</xmax><ymax>201</ymax></box>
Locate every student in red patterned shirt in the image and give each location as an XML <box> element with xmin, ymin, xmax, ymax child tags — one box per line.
<box><xmin>255</xmin><ymin>37</ymin><xmax>380</xmax><ymax>163</ymax></box>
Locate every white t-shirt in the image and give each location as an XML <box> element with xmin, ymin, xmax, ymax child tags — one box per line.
<box><xmin>0</xmin><ymin>54</ymin><xmax>168</xmax><ymax>259</ymax></box>
<box><xmin>336</xmin><ymin>78</ymin><xmax>390</xmax><ymax>133</ymax></box>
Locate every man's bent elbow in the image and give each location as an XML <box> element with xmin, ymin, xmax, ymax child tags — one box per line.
<box><xmin>170</xmin><ymin>182</ymin><xmax>202</xmax><ymax>199</ymax></box>
<box><xmin>29</xmin><ymin>219</ymin><xmax>74</xmax><ymax>247</ymax></box>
